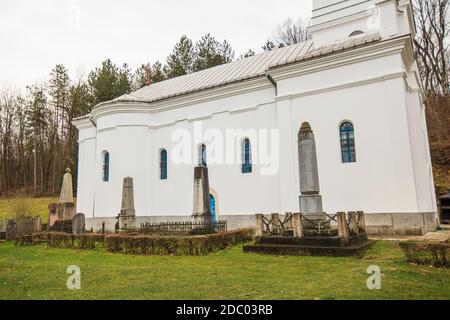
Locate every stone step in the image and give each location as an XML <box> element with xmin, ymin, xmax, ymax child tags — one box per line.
<box><xmin>243</xmin><ymin>240</ymin><xmax>374</xmax><ymax>257</ymax></box>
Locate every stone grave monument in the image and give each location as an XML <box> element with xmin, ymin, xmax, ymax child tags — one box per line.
<box><xmin>243</xmin><ymin>123</ymin><xmax>373</xmax><ymax>257</ymax></box>
<box><xmin>48</xmin><ymin>168</ymin><xmax>76</xmax><ymax>232</ymax></box>
<box><xmin>192</xmin><ymin>165</ymin><xmax>214</xmax><ymax>232</ymax></box>
<box><xmin>118</xmin><ymin>177</ymin><xmax>137</xmax><ymax>232</ymax></box>
<box><xmin>72</xmin><ymin>213</ymin><xmax>85</xmax><ymax>235</ymax></box>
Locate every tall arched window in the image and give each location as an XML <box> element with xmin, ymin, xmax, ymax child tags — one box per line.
<box><xmin>241</xmin><ymin>138</ymin><xmax>252</xmax><ymax>173</ymax></box>
<box><xmin>340</xmin><ymin>122</ymin><xmax>356</xmax><ymax>163</ymax></box>
<box><xmin>102</xmin><ymin>151</ymin><xmax>110</xmax><ymax>182</ymax></box>
<box><xmin>160</xmin><ymin>149</ymin><xmax>168</xmax><ymax>180</ymax></box>
<box><xmin>199</xmin><ymin>144</ymin><xmax>207</xmax><ymax>166</ymax></box>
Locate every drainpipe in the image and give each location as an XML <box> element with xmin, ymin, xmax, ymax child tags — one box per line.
<box><xmin>266</xmin><ymin>72</ymin><xmax>278</xmax><ymax>96</ymax></box>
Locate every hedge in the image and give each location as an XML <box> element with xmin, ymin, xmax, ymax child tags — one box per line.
<box><xmin>15</xmin><ymin>229</ymin><xmax>254</xmax><ymax>255</ymax></box>
<box><xmin>16</xmin><ymin>232</ymin><xmax>105</xmax><ymax>250</ymax></box>
<box><xmin>105</xmin><ymin>229</ymin><xmax>254</xmax><ymax>256</ymax></box>
<box><xmin>399</xmin><ymin>241</ymin><xmax>449</xmax><ymax>267</ymax></box>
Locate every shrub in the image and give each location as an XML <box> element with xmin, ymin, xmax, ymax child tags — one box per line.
<box><xmin>15</xmin><ymin>232</ymin><xmax>106</xmax><ymax>250</ymax></box>
<box><xmin>399</xmin><ymin>241</ymin><xmax>449</xmax><ymax>267</ymax></box>
<box><xmin>15</xmin><ymin>229</ymin><xmax>254</xmax><ymax>255</ymax></box>
<box><xmin>105</xmin><ymin>229</ymin><xmax>255</xmax><ymax>256</ymax></box>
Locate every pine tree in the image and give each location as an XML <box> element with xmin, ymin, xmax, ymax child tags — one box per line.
<box><xmin>24</xmin><ymin>85</ymin><xmax>49</xmax><ymax>194</ymax></box>
<box><xmin>164</xmin><ymin>35</ymin><xmax>195</xmax><ymax>78</ymax></box>
<box><xmin>193</xmin><ymin>34</ymin><xmax>234</xmax><ymax>71</ymax></box>
<box><xmin>151</xmin><ymin>61</ymin><xmax>166</xmax><ymax>83</ymax></box>
<box><xmin>48</xmin><ymin>64</ymin><xmax>70</xmax><ymax>193</ymax></box>
<box><xmin>88</xmin><ymin>59</ymin><xmax>132</xmax><ymax>105</ymax></box>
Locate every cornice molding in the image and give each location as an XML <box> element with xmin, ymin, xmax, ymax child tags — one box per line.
<box><xmin>275</xmin><ymin>71</ymin><xmax>407</xmax><ymax>101</ymax></box>
<box><xmin>268</xmin><ymin>35</ymin><xmax>413</xmax><ymax>82</ymax></box>
<box><xmin>90</xmin><ymin>77</ymin><xmax>273</xmax><ymax>122</ymax></box>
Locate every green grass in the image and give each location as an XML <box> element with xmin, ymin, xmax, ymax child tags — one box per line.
<box><xmin>0</xmin><ymin>197</ymin><xmax>58</xmax><ymax>221</ymax></box>
<box><xmin>0</xmin><ymin>241</ymin><xmax>449</xmax><ymax>300</ymax></box>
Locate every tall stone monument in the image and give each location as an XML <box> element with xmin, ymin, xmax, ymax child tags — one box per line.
<box><xmin>60</xmin><ymin>168</ymin><xmax>76</xmax><ymax>220</ymax></box>
<box><xmin>192</xmin><ymin>166</ymin><xmax>214</xmax><ymax>225</ymax></box>
<box><xmin>298</xmin><ymin>122</ymin><xmax>324</xmax><ymax>218</ymax></box>
<box><xmin>118</xmin><ymin>177</ymin><xmax>137</xmax><ymax>232</ymax></box>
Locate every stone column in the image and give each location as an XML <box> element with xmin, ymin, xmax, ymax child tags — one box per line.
<box><xmin>255</xmin><ymin>214</ymin><xmax>264</xmax><ymax>238</ymax></box>
<box><xmin>337</xmin><ymin>212</ymin><xmax>350</xmax><ymax>244</ymax></box>
<box><xmin>298</xmin><ymin>122</ymin><xmax>324</xmax><ymax>218</ymax></box>
<box><xmin>192</xmin><ymin>166</ymin><xmax>214</xmax><ymax>226</ymax></box>
<box><xmin>59</xmin><ymin>168</ymin><xmax>75</xmax><ymax>221</ymax></box>
<box><xmin>285</xmin><ymin>212</ymin><xmax>293</xmax><ymax>230</ymax></box>
<box><xmin>293</xmin><ymin>213</ymin><xmax>303</xmax><ymax>238</ymax></box>
<box><xmin>357</xmin><ymin>211</ymin><xmax>366</xmax><ymax>235</ymax></box>
<box><xmin>348</xmin><ymin>211</ymin><xmax>359</xmax><ymax>236</ymax></box>
<box><xmin>118</xmin><ymin>177</ymin><xmax>136</xmax><ymax>232</ymax></box>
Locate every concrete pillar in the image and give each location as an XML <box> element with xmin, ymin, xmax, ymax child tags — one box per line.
<box><xmin>59</xmin><ymin>168</ymin><xmax>75</xmax><ymax>221</ymax></box>
<box><xmin>192</xmin><ymin>166</ymin><xmax>214</xmax><ymax>225</ymax></box>
<box><xmin>255</xmin><ymin>214</ymin><xmax>264</xmax><ymax>237</ymax></box>
<box><xmin>285</xmin><ymin>212</ymin><xmax>293</xmax><ymax>230</ymax></box>
<box><xmin>337</xmin><ymin>212</ymin><xmax>350</xmax><ymax>244</ymax></box>
<box><xmin>357</xmin><ymin>211</ymin><xmax>366</xmax><ymax>234</ymax></box>
<box><xmin>271</xmin><ymin>213</ymin><xmax>281</xmax><ymax>234</ymax></box>
<box><xmin>298</xmin><ymin>122</ymin><xmax>323</xmax><ymax>217</ymax></box>
<box><xmin>293</xmin><ymin>213</ymin><xmax>303</xmax><ymax>238</ymax></box>
<box><xmin>348</xmin><ymin>211</ymin><xmax>359</xmax><ymax>236</ymax></box>
<box><xmin>119</xmin><ymin>177</ymin><xmax>136</xmax><ymax>231</ymax></box>
<box><xmin>59</xmin><ymin>168</ymin><xmax>74</xmax><ymax>204</ymax></box>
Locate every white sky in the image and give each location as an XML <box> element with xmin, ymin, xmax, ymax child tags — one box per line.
<box><xmin>0</xmin><ymin>0</ymin><xmax>312</xmax><ymax>90</ymax></box>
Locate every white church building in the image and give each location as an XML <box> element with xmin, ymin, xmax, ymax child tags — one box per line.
<box><xmin>74</xmin><ymin>0</ymin><xmax>438</xmax><ymax>235</ymax></box>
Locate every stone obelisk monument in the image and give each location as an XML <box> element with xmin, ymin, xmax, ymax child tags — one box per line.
<box><xmin>118</xmin><ymin>177</ymin><xmax>136</xmax><ymax>232</ymax></box>
<box><xmin>298</xmin><ymin>122</ymin><xmax>324</xmax><ymax>219</ymax></box>
<box><xmin>192</xmin><ymin>166</ymin><xmax>214</xmax><ymax>227</ymax></box>
<box><xmin>59</xmin><ymin>168</ymin><xmax>75</xmax><ymax>221</ymax></box>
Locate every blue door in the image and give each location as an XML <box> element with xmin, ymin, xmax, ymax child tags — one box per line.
<box><xmin>210</xmin><ymin>194</ymin><xmax>216</xmax><ymax>222</ymax></box>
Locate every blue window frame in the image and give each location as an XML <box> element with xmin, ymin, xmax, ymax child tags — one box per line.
<box><xmin>241</xmin><ymin>138</ymin><xmax>252</xmax><ymax>173</ymax></box>
<box><xmin>160</xmin><ymin>149</ymin><xmax>168</xmax><ymax>180</ymax></box>
<box><xmin>210</xmin><ymin>194</ymin><xmax>216</xmax><ymax>222</ymax></box>
<box><xmin>340</xmin><ymin>122</ymin><xmax>356</xmax><ymax>163</ymax></box>
<box><xmin>102</xmin><ymin>152</ymin><xmax>110</xmax><ymax>182</ymax></box>
<box><xmin>199</xmin><ymin>144</ymin><xmax>207</xmax><ymax>166</ymax></box>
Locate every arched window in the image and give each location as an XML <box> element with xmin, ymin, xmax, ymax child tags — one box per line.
<box><xmin>340</xmin><ymin>122</ymin><xmax>356</xmax><ymax>163</ymax></box>
<box><xmin>160</xmin><ymin>149</ymin><xmax>168</xmax><ymax>180</ymax></box>
<box><xmin>102</xmin><ymin>152</ymin><xmax>110</xmax><ymax>182</ymax></box>
<box><xmin>199</xmin><ymin>144</ymin><xmax>207</xmax><ymax>166</ymax></box>
<box><xmin>349</xmin><ymin>30</ymin><xmax>364</xmax><ymax>37</ymax></box>
<box><xmin>241</xmin><ymin>138</ymin><xmax>252</xmax><ymax>173</ymax></box>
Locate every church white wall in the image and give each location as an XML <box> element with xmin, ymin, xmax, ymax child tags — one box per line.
<box><xmin>286</xmin><ymin>78</ymin><xmax>419</xmax><ymax>214</ymax></box>
<box><xmin>79</xmin><ymin>85</ymin><xmax>283</xmax><ymax>218</ymax></box>
<box><xmin>403</xmin><ymin>85</ymin><xmax>437</xmax><ymax>213</ymax></box>
<box><xmin>76</xmin><ymin>126</ymin><xmax>96</xmax><ymax>218</ymax></box>
<box><xmin>310</xmin><ymin>0</ymin><xmax>413</xmax><ymax>47</ymax></box>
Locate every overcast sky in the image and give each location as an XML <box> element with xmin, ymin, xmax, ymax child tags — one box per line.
<box><xmin>0</xmin><ymin>0</ymin><xmax>312</xmax><ymax>90</ymax></box>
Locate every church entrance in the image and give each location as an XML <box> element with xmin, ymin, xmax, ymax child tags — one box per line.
<box><xmin>210</xmin><ymin>194</ymin><xmax>216</xmax><ymax>222</ymax></box>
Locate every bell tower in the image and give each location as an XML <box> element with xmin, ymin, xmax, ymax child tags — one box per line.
<box><xmin>309</xmin><ymin>0</ymin><xmax>416</xmax><ymax>47</ymax></box>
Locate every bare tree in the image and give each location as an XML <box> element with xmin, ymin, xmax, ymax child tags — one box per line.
<box><xmin>413</xmin><ymin>0</ymin><xmax>449</xmax><ymax>96</ymax></box>
<box><xmin>0</xmin><ymin>87</ymin><xmax>18</xmax><ymax>196</ymax></box>
<box><xmin>264</xmin><ymin>18</ymin><xmax>311</xmax><ymax>51</ymax></box>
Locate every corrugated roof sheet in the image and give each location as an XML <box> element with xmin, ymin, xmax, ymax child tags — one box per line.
<box><xmin>99</xmin><ymin>33</ymin><xmax>381</xmax><ymax>107</ymax></box>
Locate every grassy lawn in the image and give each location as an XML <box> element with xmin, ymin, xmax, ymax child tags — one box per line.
<box><xmin>0</xmin><ymin>197</ymin><xmax>58</xmax><ymax>221</ymax></box>
<box><xmin>0</xmin><ymin>241</ymin><xmax>449</xmax><ymax>300</ymax></box>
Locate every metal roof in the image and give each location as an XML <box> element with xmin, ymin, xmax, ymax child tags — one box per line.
<box><xmin>98</xmin><ymin>33</ymin><xmax>381</xmax><ymax>108</ymax></box>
